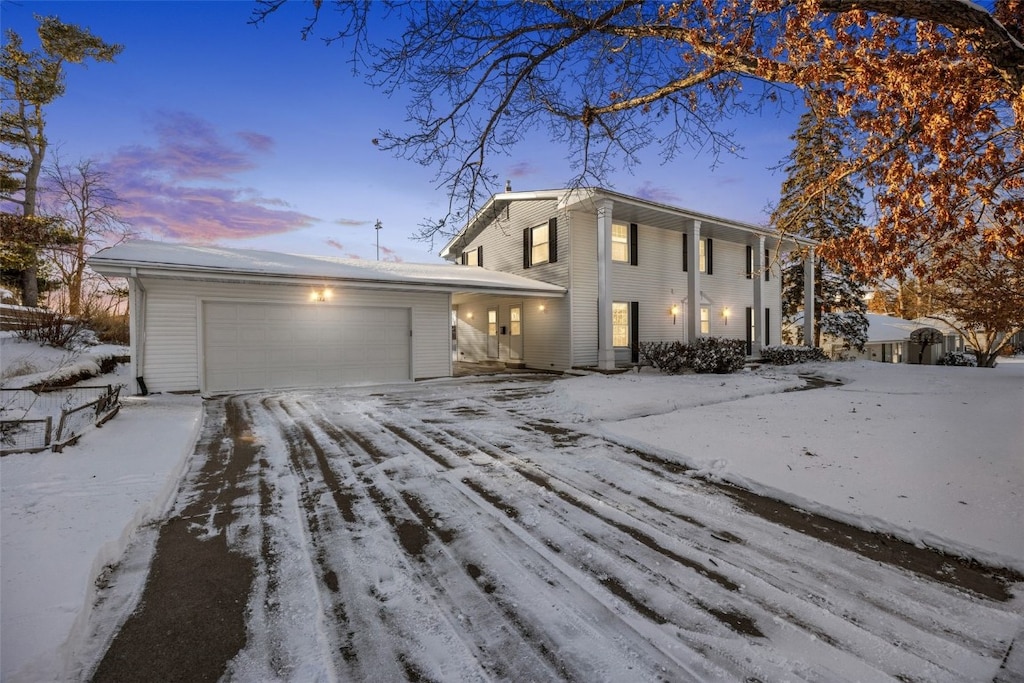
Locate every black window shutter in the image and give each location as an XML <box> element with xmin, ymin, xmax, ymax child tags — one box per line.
<box><xmin>629</xmin><ymin>223</ymin><xmax>638</xmax><ymax>266</ymax></box>
<box><xmin>764</xmin><ymin>248</ymin><xmax>770</xmax><ymax>281</ymax></box>
<box><xmin>746</xmin><ymin>246</ymin><xmax>752</xmax><ymax>279</ymax></box>
<box><xmin>461</xmin><ymin>252</ymin><xmax>468</xmax><ymax>265</ymax></box>
<box><xmin>630</xmin><ymin>301</ymin><xmax>640</xmax><ymax>363</ymax></box>
<box><xmin>764</xmin><ymin>307</ymin><xmax>771</xmax><ymax>346</ymax></box>
<box><xmin>548</xmin><ymin>217</ymin><xmax>558</xmax><ymax>264</ymax></box>
<box><xmin>523</xmin><ymin>227</ymin><xmax>531</xmax><ymax>269</ymax></box>
<box><xmin>746</xmin><ymin>307</ymin><xmax>753</xmax><ymax>355</ymax></box>
<box><xmin>706</xmin><ymin>238</ymin><xmax>714</xmax><ymax>275</ymax></box>
<box><xmin>477</xmin><ymin>245</ymin><xmax>483</xmax><ymax>268</ymax></box>
<box><xmin>682</xmin><ymin>234</ymin><xmax>688</xmax><ymax>272</ymax></box>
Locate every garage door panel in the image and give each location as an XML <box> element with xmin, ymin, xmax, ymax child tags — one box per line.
<box><xmin>204</xmin><ymin>302</ymin><xmax>410</xmax><ymax>392</ymax></box>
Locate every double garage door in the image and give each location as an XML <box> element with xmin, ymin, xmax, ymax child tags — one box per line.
<box><xmin>203</xmin><ymin>301</ymin><xmax>411</xmax><ymax>393</ymax></box>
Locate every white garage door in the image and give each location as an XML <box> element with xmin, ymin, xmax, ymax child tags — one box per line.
<box><xmin>203</xmin><ymin>302</ymin><xmax>411</xmax><ymax>393</ymax></box>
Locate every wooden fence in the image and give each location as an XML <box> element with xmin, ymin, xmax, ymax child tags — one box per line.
<box><xmin>0</xmin><ymin>385</ymin><xmax>122</xmax><ymax>455</ymax></box>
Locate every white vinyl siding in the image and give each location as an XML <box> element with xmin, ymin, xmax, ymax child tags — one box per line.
<box><xmin>456</xmin><ymin>198</ymin><xmax>568</xmax><ymax>286</ymax></box>
<box><xmin>135</xmin><ymin>278</ymin><xmax>450</xmax><ymax>394</ymax></box>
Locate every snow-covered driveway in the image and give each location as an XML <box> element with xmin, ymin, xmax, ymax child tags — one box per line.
<box><xmin>93</xmin><ymin>374</ymin><xmax>1022</xmax><ymax>682</ymax></box>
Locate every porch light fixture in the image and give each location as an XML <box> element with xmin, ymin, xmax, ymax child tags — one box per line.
<box><xmin>722</xmin><ymin>307</ymin><xmax>730</xmax><ymax>325</ymax></box>
<box><xmin>466</xmin><ymin>311</ymin><xmax>474</xmax><ymax>319</ymax></box>
<box><xmin>670</xmin><ymin>304</ymin><xmax>679</xmax><ymax>325</ymax></box>
<box><xmin>310</xmin><ymin>288</ymin><xmax>332</xmax><ymax>303</ymax></box>
<box><xmin>539</xmin><ymin>304</ymin><xmax>546</xmax><ymax>312</ymax></box>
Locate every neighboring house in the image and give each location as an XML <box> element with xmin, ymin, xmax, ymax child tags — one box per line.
<box><xmin>88</xmin><ymin>241</ymin><xmax>563</xmax><ymax>395</ymax></box>
<box><xmin>842</xmin><ymin>313</ymin><xmax>963</xmax><ymax>364</ymax></box>
<box><xmin>440</xmin><ymin>187</ymin><xmax>817</xmax><ymax>371</ymax></box>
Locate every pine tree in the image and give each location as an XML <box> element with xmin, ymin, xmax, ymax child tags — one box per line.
<box><xmin>1</xmin><ymin>16</ymin><xmax>122</xmax><ymax>306</ymax></box>
<box><xmin>772</xmin><ymin>97</ymin><xmax>868</xmax><ymax>352</ymax></box>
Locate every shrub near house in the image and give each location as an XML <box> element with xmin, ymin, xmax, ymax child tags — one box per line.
<box><xmin>637</xmin><ymin>338</ymin><xmax>747</xmax><ymax>374</ymax></box>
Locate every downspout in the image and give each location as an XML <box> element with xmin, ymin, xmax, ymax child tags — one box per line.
<box><xmin>130</xmin><ymin>268</ymin><xmax>148</xmax><ymax>395</ymax></box>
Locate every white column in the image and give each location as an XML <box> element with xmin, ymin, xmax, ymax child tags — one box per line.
<box><xmin>803</xmin><ymin>246</ymin><xmax>816</xmax><ymax>347</ymax></box>
<box><xmin>597</xmin><ymin>199</ymin><xmax>616</xmax><ymax>370</ymax></box>
<box><xmin>686</xmin><ymin>220</ymin><xmax>701</xmax><ymax>340</ymax></box>
<box><xmin>752</xmin><ymin>235</ymin><xmax>764</xmax><ymax>355</ymax></box>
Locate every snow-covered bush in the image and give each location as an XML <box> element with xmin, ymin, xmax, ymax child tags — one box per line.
<box><xmin>636</xmin><ymin>341</ymin><xmax>687</xmax><ymax>374</ymax></box>
<box><xmin>684</xmin><ymin>337</ymin><xmax>747</xmax><ymax>374</ymax></box>
<box><xmin>760</xmin><ymin>345</ymin><xmax>829</xmax><ymax>365</ymax></box>
<box><xmin>12</xmin><ymin>309</ymin><xmax>91</xmax><ymax>350</ymax></box>
<box><xmin>936</xmin><ymin>351</ymin><xmax>978</xmax><ymax>367</ymax></box>
<box><xmin>637</xmin><ymin>338</ymin><xmax>747</xmax><ymax>374</ymax></box>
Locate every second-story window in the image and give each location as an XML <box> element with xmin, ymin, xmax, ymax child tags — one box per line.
<box><xmin>699</xmin><ymin>238</ymin><xmax>713</xmax><ymax>274</ymax></box>
<box><xmin>531</xmin><ymin>223</ymin><xmax>550</xmax><ymax>264</ymax></box>
<box><xmin>523</xmin><ymin>217</ymin><xmax>558</xmax><ymax>268</ymax></box>
<box><xmin>612</xmin><ymin>222</ymin><xmax>629</xmax><ymax>262</ymax></box>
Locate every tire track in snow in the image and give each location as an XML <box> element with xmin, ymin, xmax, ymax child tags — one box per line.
<box><xmin>275</xmin><ymin>396</ymin><xmax>574</xmax><ymax>682</ymax></box>
<box><xmin>308</xmin><ymin>402</ymin><xmax>731</xmax><ymax>680</ymax></box>
<box><xmin>363</xmin><ymin>386</ymin><xmax>1022</xmax><ymax>682</ymax></box>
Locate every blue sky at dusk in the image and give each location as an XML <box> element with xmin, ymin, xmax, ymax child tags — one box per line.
<box><xmin>2</xmin><ymin>1</ymin><xmax>803</xmax><ymax>263</ymax></box>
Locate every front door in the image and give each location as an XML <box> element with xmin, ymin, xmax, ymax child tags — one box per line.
<box><xmin>486</xmin><ymin>308</ymin><xmax>498</xmax><ymax>358</ymax></box>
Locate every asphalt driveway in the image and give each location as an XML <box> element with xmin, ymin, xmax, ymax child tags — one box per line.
<box><xmin>89</xmin><ymin>375</ymin><xmax>1022</xmax><ymax>682</ymax></box>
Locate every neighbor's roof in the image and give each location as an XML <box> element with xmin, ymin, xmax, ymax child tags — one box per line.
<box><xmin>865</xmin><ymin>314</ymin><xmax>948</xmax><ymax>343</ymax></box>
<box><xmin>89</xmin><ymin>240</ymin><xmax>565</xmax><ymax>297</ymax></box>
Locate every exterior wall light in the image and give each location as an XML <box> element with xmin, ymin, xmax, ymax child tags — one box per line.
<box><xmin>466</xmin><ymin>311</ymin><xmax>474</xmax><ymax>319</ymax></box>
<box><xmin>539</xmin><ymin>304</ymin><xmax>546</xmax><ymax>312</ymax></box>
<box><xmin>310</xmin><ymin>288</ymin><xmax>332</xmax><ymax>302</ymax></box>
<box><xmin>670</xmin><ymin>304</ymin><xmax>679</xmax><ymax>325</ymax></box>
<box><xmin>722</xmin><ymin>307</ymin><xmax>730</xmax><ymax>325</ymax></box>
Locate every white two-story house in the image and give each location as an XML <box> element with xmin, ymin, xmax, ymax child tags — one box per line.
<box><xmin>442</xmin><ymin>187</ymin><xmax>818</xmax><ymax>372</ymax></box>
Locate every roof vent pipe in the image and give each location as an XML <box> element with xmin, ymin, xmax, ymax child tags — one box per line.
<box><xmin>505</xmin><ymin>179</ymin><xmax>511</xmax><ymax>192</ymax></box>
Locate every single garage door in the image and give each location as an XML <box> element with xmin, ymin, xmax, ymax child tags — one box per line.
<box><xmin>203</xmin><ymin>301</ymin><xmax>411</xmax><ymax>393</ymax></box>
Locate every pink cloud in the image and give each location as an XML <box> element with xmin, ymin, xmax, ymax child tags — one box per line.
<box><xmin>326</xmin><ymin>239</ymin><xmax>346</xmax><ymax>251</ymax></box>
<box><xmin>379</xmin><ymin>245</ymin><xmax>403</xmax><ymax>263</ymax></box>
<box><xmin>237</xmin><ymin>131</ymin><xmax>274</xmax><ymax>152</ymax></box>
<box><xmin>507</xmin><ymin>161</ymin><xmax>538</xmax><ymax>178</ymax></box>
<box><xmin>99</xmin><ymin>111</ymin><xmax>316</xmax><ymax>242</ymax></box>
<box><xmin>634</xmin><ymin>181</ymin><xmax>681</xmax><ymax>205</ymax></box>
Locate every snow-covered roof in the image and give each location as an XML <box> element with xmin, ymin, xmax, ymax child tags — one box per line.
<box><xmin>89</xmin><ymin>240</ymin><xmax>566</xmax><ymax>297</ymax></box>
<box><xmin>865</xmin><ymin>314</ymin><xmax>948</xmax><ymax>343</ymax></box>
<box><xmin>441</xmin><ymin>187</ymin><xmax>817</xmax><ymax>261</ymax></box>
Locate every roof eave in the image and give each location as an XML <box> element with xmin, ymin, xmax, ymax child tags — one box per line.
<box><xmin>88</xmin><ymin>258</ymin><xmax>565</xmax><ymax>297</ymax></box>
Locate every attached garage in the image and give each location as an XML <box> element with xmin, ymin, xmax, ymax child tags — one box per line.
<box><xmin>89</xmin><ymin>240</ymin><xmax>564</xmax><ymax>395</ymax></box>
<box><xmin>203</xmin><ymin>302</ymin><xmax>411</xmax><ymax>393</ymax></box>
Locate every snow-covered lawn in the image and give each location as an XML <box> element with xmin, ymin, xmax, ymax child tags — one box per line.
<box><xmin>540</xmin><ymin>360</ymin><xmax>1024</xmax><ymax>570</ymax></box>
<box><xmin>1</xmin><ymin>337</ymin><xmax>1022</xmax><ymax>680</ymax></box>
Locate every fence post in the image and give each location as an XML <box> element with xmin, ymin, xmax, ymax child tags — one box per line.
<box><xmin>44</xmin><ymin>416</ymin><xmax>52</xmax><ymax>447</ymax></box>
<box><xmin>54</xmin><ymin>410</ymin><xmax>69</xmax><ymax>446</ymax></box>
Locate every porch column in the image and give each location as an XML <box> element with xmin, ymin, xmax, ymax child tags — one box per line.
<box><xmin>752</xmin><ymin>235</ymin><xmax>764</xmax><ymax>355</ymax></box>
<box><xmin>597</xmin><ymin>199</ymin><xmax>616</xmax><ymax>370</ymax></box>
<box><xmin>685</xmin><ymin>220</ymin><xmax>701</xmax><ymax>340</ymax></box>
<box><xmin>803</xmin><ymin>246</ymin><xmax>815</xmax><ymax>347</ymax></box>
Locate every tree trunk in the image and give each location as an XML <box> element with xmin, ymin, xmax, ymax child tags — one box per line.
<box><xmin>20</xmin><ymin>127</ymin><xmax>46</xmax><ymax>308</ymax></box>
<box><xmin>21</xmin><ymin>267</ymin><xmax>39</xmax><ymax>308</ymax></box>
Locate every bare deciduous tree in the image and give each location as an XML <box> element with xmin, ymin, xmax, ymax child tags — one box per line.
<box><xmin>252</xmin><ymin>0</ymin><xmax>1024</xmax><ymax>278</ymax></box>
<box><xmin>41</xmin><ymin>155</ymin><xmax>133</xmax><ymax>316</ymax></box>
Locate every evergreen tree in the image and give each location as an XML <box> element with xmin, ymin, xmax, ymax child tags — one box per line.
<box><xmin>772</xmin><ymin>96</ymin><xmax>868</xmax><ymax>352</ymax></box>
<box><xmin>0</xmin><ymin>16</ymin><xmax>122</xmax><ymax>306</ymax></box>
